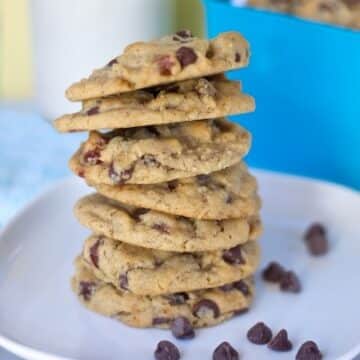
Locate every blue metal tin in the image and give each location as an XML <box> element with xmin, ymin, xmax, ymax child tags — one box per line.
<box><xmin>203</xmin><ymin>0</ymin><xmax>360</xmax><ymax>189</ymax></box>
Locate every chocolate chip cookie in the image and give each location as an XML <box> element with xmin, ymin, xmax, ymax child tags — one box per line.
<box><xmin>82</xmin><ymin>234</ymin><xmax>260</xmax><ymax>296</ymax></box>
<box><xmin>69</xmin><ymin>118</ymin><xmax>251</xmax><ymax>185</ymax></box>
<box><xmin>94</xmin><ymin>162</ymin><xmax>260</xmax><ymax>220</ymax></box>
<box><xmin>55</xmin><ymin>76</ymin><xmax>255</xmax><ymax>132</ymax></box>
<box><xmin>72</xmin><ymin>258</ymin><xmax>254</xmax><ymax>328</ymax></box>
<box><xmin>66</xmin><ymin>31</ymin><xmax>250</xmax><ymax>101</ymax></box>
<box><xmin>75</xmin><ymin>193</ymin><xmax>262</xmax><ymax>252</ymax></box>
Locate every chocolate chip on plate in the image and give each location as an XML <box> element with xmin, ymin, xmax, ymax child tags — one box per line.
<box><xmin>247</xmin><ymin>322</ymin><xmax>272</xmax><ymax>345</ymax></box>
<box><xmin>222</xmin><ymin>245</ymin><xmax>245</xmax><ymax>265</ymax></box>
<box><xmin>154</xmin><ymin>340</ymin><xmax>180</xmax><ymax>360</ymax></box>
<box><xmin>304</xmin><ymin>223</ymin><xmax>328</xmax><ymax>256</ymax></box>
<box><xmin>296</xmin><ymin>341</ymin><xmax>322</xmax><ymax>360</ymax></box>
<box><xmin>193</xmin><ymin>299</ymin><xmax>220</xmax><ymax>318</ymax></box>
<box><xmin>171</xmin><ymin>316</ymin><xmax>195</xmax><ymax>340</ymax></box>
<box><xmin>176</xmin><ymin>46</ymin><xmax>197</xmax><ymax>68</ymax></box>
<box><xmin>268</xmin><ymin>329</ymin><xmax>293</xmax><ymax>351</ymax></box>
<box><xmin>280</xmin><ymin>271</ymin><xmax>302</xmax><ymax>293</ymax></box>
<box><xmin>212</xmin><ymin>341</ymin><xmax>239</xmax><ymax>360</ymax></box>
<box><xmin>262</xmin><ymin>261</ymin><xmax>286</xmax><ymax>283</ymax></box>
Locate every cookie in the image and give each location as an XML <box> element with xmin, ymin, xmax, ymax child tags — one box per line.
<box><xmin>55</xmin><ymin>76</ymin><xmax>255</xmax><ymax>132</ymax></box>
<box><xmin>72</xmin><ymin>257</ymin><xmax>254</xmax><ymax>328</ymax></box>
<box><xmin>247</xmin><ymin>0</ymin><xmax>293</xmax><ymax>12</ymax></box>
<box><xmin>94</xmin><ymin>162</ymin><xmax>260</xmax><ymax>220</ymax></box>
<box><xmin>65</xmin><ymin>31</ymin><xmax>250</xmax><ymax>101</ymax></box>
<box><xmin>82</xmin><ymin>234</ymin><xmax>260</xmax><ymax>296</ymax></box>
<box><xmin>75</xmin><ymin>193</ymin><xmax>262</xmax><ymax>252</ymax></box>
<box><xmin>293</xmin><ymin>0</ymin><xmax>352</xmax><ymax>26</ymax></box>
<box><xmin>69</xmin><ymin>118</ymin><xmax>251</xmax><ymax>185</ymax></box>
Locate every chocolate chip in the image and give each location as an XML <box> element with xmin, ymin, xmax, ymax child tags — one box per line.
<box><xmin>235</xmin><ymin>52</ymin><xmax>241</xmax><ymax>62</ymax></box>
<box><xmin>225</xmin><ymin>194</ymin><xmax>233</xmax><ymax>204</ymax></box>
<box><xmin>175</xmin><ymin>29</ymin><xmax>193</xmax><ymax>38</ymax></box>
<box><xmin>216</xmin><ymin>220</ymin><xmax>225</xmax><ymax>232</ymax></box>
<box><xmin>304</xmin><ymin>223</ymin><xmax>328</xmax><ymax>256</ymax></box>
<box><xmin>219</xmin><ymin>283</ymin><xmax>234</xmax><ymax>292</ymax></box>
<box><xmin>222</xmin><ymin>245</ymin><xmax>245</xmax><ymax>265</ymax></box>
<box><xmin>280</xmin><ymin>271</ymin><xmax>302</xmax><ymax>293</ymax></box>
<box><xmin>152</xmin><ymin>317</ymin><xmax>171</xmax><ymax>326</ymax></box>
<box><xmin>119</xmin><ymin>273</ymin><xmax>128</xmax><ymax>290</ymax></box>
<box><xmin>233</xmin><ymin>308</ymin><xmax>249</xmax><ymax>316</ymax></box>
<box><xmin>296</xmin><ymin>341</ymin><xmax>322</xmax><ymax>360</ymax></box>
<box><xmin>154</xmin><ymin>340</ymin><xmax>180</xmax><ymax>360</ymax></box>
<box><xmin>83</xmin><ymin>149</ymin><xmax>102</xmax><ymax>165</ymax></box>
<box><xmin>152</xmin><ymin>222</ymin><xmax>170</xmax><ymax>234</ymax></box>
<box><xmin>109</xmin><ymin>162</ymin><xmax>134</xmax><ymax>184</ymax></box>
<box><xmin>107</xmin><ymin>58</ymin><xmax>118</xmax><ymax>67</ymax></box>
<box><xmin>233</xmin><ymin>280</ymin><xmax>250</xmax><ymax>295</ymax></box>
<box><xmin>86</xmin><ymin>106</ymin><xmax>100</xmax><ymax>116</ymax></box>
<box><xmin>268</xmin><ymin>329</ymin><xmax>293</xmax><ymax>351</ymax></box>
<box><xmin>89</xmin><ymin>238</ymin><xmax>102</xmax><ymax>268</ymax></box>
<box><xmin>167</xmin><ymin>180</ymin><xmax>178</xmax><ymax>191</ymax></box>
<box><xmin>176</xmin><ymin>47</ymin><xmax>197</xmax><ymax>68</ymax></box>
<box><xmin>206</xmin><ymin>47</ymin><xmax>215</xmax><ymax>59</ymax></box>
<box><xmin>196</xmin><ymin>174</ymin><xmax>211</xmax><ymax>186</ymax></box>
<box><xmin>141</xmin><ymin>154</ymin><xmax>161</xmax><ymax>167</ymax></box>
<box><xmin>157</xmin><ymin>55</ymin><xmax>175</xmax><ymax>76</ymax></box>
<box><xmin>165</xmin><ymin>292</ymin><xmax>189</xmax><ymax>305</ymax></box>
<box><xmin>247</xmin><ymin>322</ymin><xmax>272</xmax><ymax>345</ymax></box>
<box><xmin>79</xmin><ymin>281</ymin><xmax>96</xmax><ymax>301</ymax></box>
<box><xmin>171</xmin><ymin>317</ymin><xmax>195</xmax><ymax>340</ymax></box>
<box><xmin>193</xmin><ymin>299</ymin><xmax>220</xmax><ymax>318</ymax></box>
<box><xmin>262</xmin><ymin>262</ymin><xmax>286</xmax><ymax>283</ymax></box>
<box><xmin>132</xmin><ymin>208</ymin><xmax>150</xmax><ymax>221</ymax></box>
<box><xmin>212</xmin><ymin>341</ymin><xmax>239</xmax><ymax>360</ymax></box>
<box><xmin>77</xmin><ymin>170</ymin><xmax>85</xmax><ymax>178</ymax></box>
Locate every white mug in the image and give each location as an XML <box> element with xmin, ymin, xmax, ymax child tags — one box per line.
<box><xmin>30</xmin><ymin>0</ymin><xmax>176</xmax><ymax>119</ymax></box>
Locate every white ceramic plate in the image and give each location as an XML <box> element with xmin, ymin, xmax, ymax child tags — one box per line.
<box><xmin>0</xmin><ymin>171</ymin><xmax>359</xmax><ymax>360</ymax></box>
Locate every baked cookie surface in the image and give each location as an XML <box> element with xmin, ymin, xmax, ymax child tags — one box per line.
<box><xmin>66</xmin><ymin>31</ymin><xmax>250</xmax><ymax>101</ymax></box>
<box><xmin>82</xmin><ymin>234</ymin><xmax>260</xmax><ymax>296</ymax></box>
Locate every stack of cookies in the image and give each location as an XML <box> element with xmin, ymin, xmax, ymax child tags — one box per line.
<box><xmin>55</xmin><ymin>30</ymin><xmax>262</xmax><ymax>330</ymax></box>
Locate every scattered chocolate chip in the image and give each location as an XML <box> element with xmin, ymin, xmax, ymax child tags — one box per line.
<box><xmin>141</xmin><ymin>154</ymin><xmax>161</xmax><ymax>167</ymax></box>
<box><xmin>304</xmin><ymin>223</ymin><xmax>328</xmax><ymax>256</ymax></box>
<box><xmin>119</xmin><ymin>273</ymin><xmax>128</xmax><ymax>290</ymax></box>
<box><xmin>176</xmin><ymin>47</ymin><xmax>197</xmax><ymax>68</ymax></box>
<box><xmin>193</xmin><ymin>299</ymin><xmax>220</xmax><ymax>318</ymax></box>
<box><xmin>152</xmin><ymin>222</ymin><xmax>170</xmax><ymax>234</ymax></box>
<box><xmin>268</xmin><ymin>329</ymin><xmax>293</xmax><ymax>351</ymax></box>
<box><xmin>235</xmin><ymin>52</ymin><xmax>241</xmax><ymax>62</ymax></box>
<box><xmin>152</xmin><ymin>317</ymin><xmax>171</xmax><ymax>326</ymax></box>
<box><xmin>296</xmin><ymin>341</ymin><xmax>322</xmax><ymax>360</ymax></box>
<box><xmin>175</xmin><ymin>29</ymin><xmax>193</xmax><ymax>38</ymax></box>
<box><xmin>222</xmin><ymin>245</ymin><xmax>245</xmax><ymax>265</ymax></box>
<box><xmin>89</xmin><ymin>238</ymin><xmax>102</xmax><ymax>268</ymax></box>
<box><xmin>83</xmin><ymin>149</ymin><xmax>102</xmax><ymax>165</ymax></box>
<box><xmin>157</xmin><ymin>55</ymin><xmax>175</xmax><ymax>76</ymax></box>
<box><xmin>216</xmin><ymin>220</ymin><xmax>225</xmax><ymax>232</ymax></box>
<box><xmin>132</xmin><ymin>208</ymin><xmax>150</xmax><ymax>221</ymax></box>
<box><xmin>79</xmin><ymin>281</ymin><xmax>96</xmax><ymax>301</ymax></box>
<box><xmin>262</xmin><ymin>262</ymin><xmax>286</xmax><ymax>283</ymax></box>
<box><xmin>212</xmin><ymin>341</ymin><xmax>239</xmax><ymax>360</ymax></box>
<box><xmin>107</xmin><ymin>58</ymin><xmax>118</xmax><ymax>67</ymax></box>
<box><xmin>86</xmin><ymin>106</ymin><xmax>100</xmax><ymax>116</ymax></box>
<box><xmin>171</xmin><ymin>317</ymin><xmax>195</xmax><ymax>340</ymax></box>
<box><xmin>167</xmin><ymin>180</ymin><xmax>178</xmax><ymax>191</ymax></box>
<box><xmin>109</xmin><ymin>162</ymin><xmax>134</xmax><ymax>184</ymax></box>
<box><xmin>154</xmin><ymin>340</ymin><xmax>180</xmax><ymax>360</ymax></box>
<box><xmin>233</xmin><ymin>280</ymin><xmax>250</xmax><ymax>295</ymax></box>
<box><xmin>247</xmin><ymin>322</ymin><xmax>272</xmax><ymax>345</ymax></box>
<box><xmin>196</xmin><ymin>174</ymin><xmax>211</xmax><ymax>186</ymax></box>
<box><xmin>166</xmin><ymin>292</ymin><xmax>189</xmax><ymax>305</ymax></box>
<box><xmin>280</xmin><ymin>271</ymin><xmax>302</xmax><ymax>293</ymax></box>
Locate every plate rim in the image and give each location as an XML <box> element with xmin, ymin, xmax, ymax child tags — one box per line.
<box><xmin>0</xmin><ymin>171</ymin><xmax>359</xmax><ymax>360</ymax></box>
